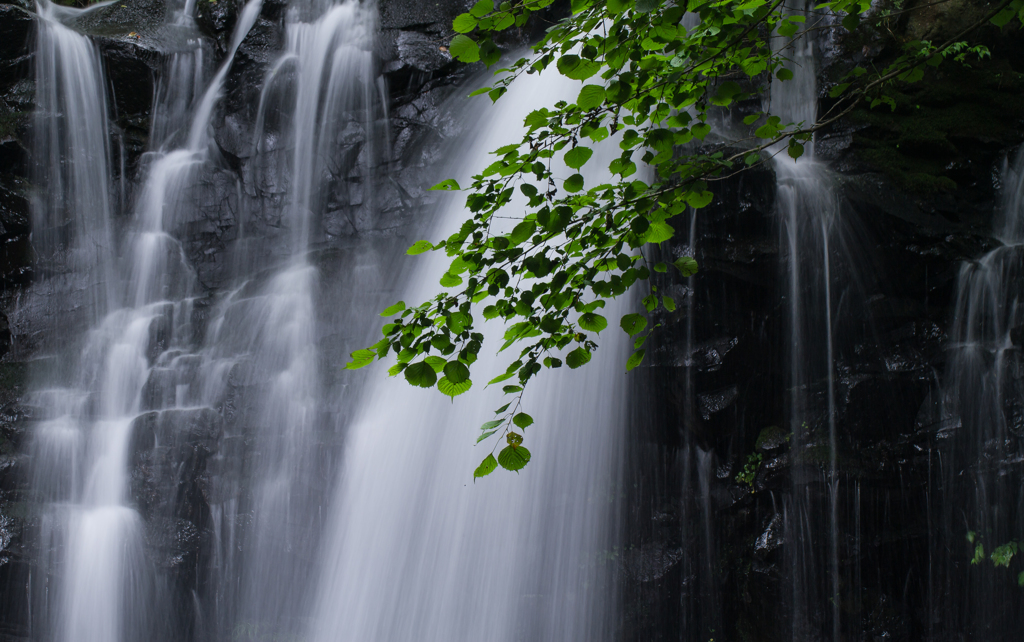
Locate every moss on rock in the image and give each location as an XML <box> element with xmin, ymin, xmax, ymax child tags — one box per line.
<box><xmin>848</xmin><ymin>60</ymin><xmax>1024</xmax><ymax>193</ymax></box>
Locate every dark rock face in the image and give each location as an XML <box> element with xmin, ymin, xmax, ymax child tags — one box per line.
<box><xmin>0</xmin><ymin>0</ymin><xmax>1020</xmax><ymax>640</ymax></box>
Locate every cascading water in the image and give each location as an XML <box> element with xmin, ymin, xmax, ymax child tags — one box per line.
<box><xmin>307</xmin><ymin>68</ymin><xmax>628</xmax><ymax>642</ymax></box>
<box><xmin>26</xmin><ymin>2</ymin><xmax>261</xmax><ymax>641</ymax></box>
<box><xmin>31</xmin><ymin>1</ymin><xmax>117</xmax><ymax>333</ymax></box>
<box><xmin>937</xmin><ymin>144</ymin><xmax>1024</xmax><ymax>636</ymax></box>
<box><xmin>770</xmin><ymin>6</ymin><xmax>845</xmax><ymax>639</ymax></box>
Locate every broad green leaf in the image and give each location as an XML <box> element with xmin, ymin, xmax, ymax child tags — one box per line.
<box><xmin>440</xmin><ymin>272</ymin><xmax>463</xmax><ymax>287</ymax></box>
<box><xmin>387</xmin><ymin>363</ymin><xmax>405</xmax><ymax>377</ymax></box>
<box><xmin>710</xmin><ymin>81</ymin><xmax>743</xmax><ymax>107</ymax></box>
<box><xmin>620</xmin><ymin>313</ymin><xmax>648</xmax><ymax>337</ymax></box>
<box><xmin>430</xmin><ymin>178</ymin><xmax>461</xmax><ymax>191</ymax></box>
<box><xmin>444</xmin><ymin>361</ymin><xmax>471</xmax><ymax>383</ymax></box>
<box><xmin>480</xmin><ymin>419</ymin><xmax>504</xmax><ymax>431</ymax></box>
<box><xmin>685</xmin><ymin>191</ymin><xmax>713</xmax><ymax>208</ymax></box>
<box><xmin>564</xmin><ymin>173</ymin><xmax>585</xmax><ymax>192</ymax></box>
<box><xmin>453</xmin><ymin>12</ymin><xmax>478</xmax><ymax>33</ymax></box>
<box><xmin>673</xmin><ymin>256</ymin><xmax>699</xmax><ymax>277</ymax></box>
<box><xmin>556</xmin><ymin>55</ymin><xmax>602</xmax><ymax>80</ymax></box>
<box><xmin>476</xmin><ymin>430</ymin><xmax>498</xmax><ymax>443</ymax></box>
<box><xmin>566</xmin><ymin>347</ymin><xmax>592</xmax><ymax>369</ymax></box>
<box><xmin>663</xmin><ymin>295</ymin><xmax>676</xmax><ymax>312</ymax></box>
<box><xmin>513</xmin><ymin>412</ymin><xmax>534</xmax><ymax>428</ymax></box>
<box><xmin>626</xmin><ymin>349</ymin><xmax>646</xmax><ymax>371</ymax></box>
<box><xmin>425</xmin><ymin>356</ymin><xmax>447</xmax><ymax>373</ymax></box>
<box><xmin>380</xmin><ymin>301</ymin><xmax>406</xmax><ymax>317</ymax></box>
<box><xmin>494</xmin><ymin>13</ymin><xmax>515</xmax><ymax>30</ymax></box>
<box><xmin>346</xmin><ymin>349</ymin><xmax>376</xmax><ymax>370</ymax></box>
<box><xmin>503</xmin><ymin>385</ymin><xmax>523</xmax><ymax>393</ymax></box>
<box><xmin>579</xmin><ymin>313</ymin><xmax>608</xmax><ymax>333</ymax></box>
<box><xmin>509</xmin><ymin>221</ymin><xmax>536</xmax><ymax>245</ymax></box>
<box><xmin>407</xmin><ymin>240</ymin><xmax>434</xmax><ymax>255</ymax></box>
<box><xmin>498</xmin><ymin>445</ymin><xmax>531</xmax><ymax>471</ymax></box>
<box><xmin>439</xmin><ymin>376</ymin><xmax>472</xmax><ymax>397</ymax></box>
<box><xmin>788</xmin><ymin>141</ymin><xmax>804</xmax><ymax>160</ymax></box>
<box><xmin>447</xmin><ymin>311</ymin><xmax>470</xmax><ymax>334</ymax></box>
<box><xmin>450</xmin><ymin>35</ymin><xmax>480</xmax><ymax>63</ymax></box>
<box><xmin>404</xmin><ymin>361</ymin><xmax>437</xmax><ymax>388</ymax></box>
<box><xmin>643</xmin><ymin>220</ymin><xmax>674</xmax><ymax>243</ymax></box>
<box><xmin>564</xmin><ymin>146</ymin><xmax>594</xmax><ymax>169</ymax></box>
<box><xmin>474</xmin><ymin>453</ymin><xmax>498</xmax><ymax>479</ymax></box>
<box><xmin>576</xmin><ymin>84</ymin><xmax>606</xmax><ymax>110</ymax></box>
<box><xmin>469</xmin><ymin>0</ymin><xmax>492</xmax><ymax>16</ymax></box>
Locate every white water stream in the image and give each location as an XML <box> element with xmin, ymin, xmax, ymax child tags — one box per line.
<box><xmin>309</xmin><ymin>68</ymin><xmax>628</xmax><ymax>642</ymax></box>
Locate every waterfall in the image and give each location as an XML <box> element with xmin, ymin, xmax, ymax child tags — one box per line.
<box><xmin>939</xmin><ymin>144</ymin><xmax>1024</xmax><ymax>635</ymax></box>
<box><xmin>769</xmin><ymin>4</ymin><xmax>844</xmax><ymax>638</ymax></box>
<box><xmin>31</xmin><ymin>1</ymin><xmax>117</xmax><ymax>330</ymax></box>
<box><xmin>25</xmin><ymin>3</ymin><xmax>261</xmax><ymax>641</ymax></box>
<box><xmin>307</xmin><ymin>68</ymin><xmax>628</xmax><ymax>642</ymax></box>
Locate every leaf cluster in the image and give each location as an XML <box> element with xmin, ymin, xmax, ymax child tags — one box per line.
<box><xmin>349</xmin><ymin>0</ymin><xmax>1024</xmax><ymax>477</ymax></box>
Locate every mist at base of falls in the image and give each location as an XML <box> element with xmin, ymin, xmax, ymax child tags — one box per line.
<box><xmin>6</xmin><ymin>0</ymin><xmax>1024</xmax><ymax>640</ymax></box>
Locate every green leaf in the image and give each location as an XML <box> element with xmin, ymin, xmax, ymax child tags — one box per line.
<box><xmin>576</xmin><ymin>84</ymin><xmax>606</xmax><ymax>110</ymax></box>
<box><xmin>673</xmin><ymin>256</ymin><xmax>699</xmax><ymax>277</ymax></box>
<box><xmin>710</xmin><ymin>81</ymin><xmax>743</xmax><ymax>107</ymax></box>
<box><xmin>788</xmin><ymin>140</ymin><xmax>804</xmax><ymax>160</ymax></box>
<box><xmin>404</xmin><ymin>361</ymin><xmax>437</xmax><ymax>388</ymax></box>
<box><xmin>556</xmin><ymin>55</ymin><xmax>602</xmax><ymax>80</ymax></box>
<box><xmin>498</xmin><ymin>445</ymin><xmax>531</xmax><ymax>471</ymax></box>
<box><xmin>453</xmin><ymin>12</ymin><xmax>478</xmax><ymax>33</ymax></box>
<box><xmin>430</xmin><ymin>178</ymin><xmax>461</xmax><ymax>191</ymax></box>
<box><xmin>1019</xmin><ymin>571</ymin><xmax>1024</xmax><ymax>587</ymax></box>
<box><xmin>474</xmin><ymin>453</ymin><xmax>498</xmax><ymax>479</ymax></box>
<box><xmin>685</xmin><ymin>190</ymin><xmax>713</xmax><ymax>208</ymax></box>
<box><xmin>566</xmin><ymin>347</ymin><xmax>592</xmax><ymax>369</ymax></box>
<box><xmin>469</xmin><ymin>0</ymin><xmax>492</xmax><ymax>16</ymax></box>
<box><xmin>381</xmin><ymin>301</ymin><xmax>406</xmax><ymax>317</ymax></box>
<box><xmin>481</xmin><ymin>419</ymin><xmax>504</xmax><ymax>431</ymax></box>
<box><xmin>579</xmin><ymin>312</ymin><xmax>608</xmax><ymax>333</ymax></box>
<box><xmin>346</xmin><ymin>349</ymin><xmax>376</xmax><ymax>370</ymax></box>
<box><xmin>439</xmin><ymin>376</ymin><xmax>473</xmax><ymax>397</ymax></box>
<box><xmin>654</xmin><ymin>262</ymin><xmax>668</xmax><ymax>273</ymax></box>
<box><xmin>991</xmin><ymin>4</ymin><xmax>1017</xmax><ymax>26</ymax></box>
<box><xmin>503</xmin><ymin>385</ymin><xmax>523</xmax><ymax>393</ymax></box>
<box><xmin>450</xmin><ymin>35</ymin><xmax>480</xmax><ymax>63</ymax></box>
<box><xmin>626</xmin><ymin>349</ymin><xmax>645</xmax><ymax>371</ymax></box>
<box><xmin>509</xmin><ymin>221</ymin><xmax>536</xmax><ymax>245</ymax></box>
<box><xmin>663</xmin><ymin>296</ymin><xmax>676</xmax><ymax>312</ymax></box>
<box><xmin>425</xmin><ymin>356</ymin><xmax>447</xmax><ymax>373</ymax></box>
<box><xmin>620</xmin><ymin>313</ymin><xmax>648</xmax><ymax>337</ymax></box>
<box><xmin>476</xmin><ymin>430</ymin><xmax>498</xmax><ymax>443</ymax></box>
<box><xmin>564</xmin><ymin>146</ymin><xmax>594</xmax><ymax>169</ymax></box>
<box><xmin>643</xmin><ymin>220</ymin><xmax>674</xmax><ymax>243</ymax></box>
<box><xmin>387</xmin><ymin>363</ymin><xmax>405</xmax><ymax>377</ymax></box>
<box><xmin>564</xmin><ymin>173</ymin><xmax>585</xmax><ymax>192</ymax></box>
<box><xmin>443</xmin><ymin>360</ymin><xmax>471</xmax><ymax>383</ymax></box>
<box><xmin>776</xmin><ymin>68</ymin><xmax>794</xmax><ymax>81</ymax></box>
<box><xmin>513</xmin><ymin>412</ymin><xmax>534</xmax><ymax>428</ymax></box>
<box><xmin>440</xmin><ymin>272</ymin><xmax>463</xmax><ymax>287</ymax></box>
<box><xmin>407</xmin><ymin>240</ymin><xmax>434</xmax><ymax>255</ymax></box>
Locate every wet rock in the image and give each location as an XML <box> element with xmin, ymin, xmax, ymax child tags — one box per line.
<box><xmin>378</xmin><ymin>0</ymin><xmax>471</xmax><ymax>30</ymax></box>
<box><xmin>623</xmin><ymin>541</ymin><xmax>685</xmax><ymax>583</ymax></box>
<box><xmin>383</xmin><ymin>30</ymin><xmax>452</xmax><ymax>75</ymax></box>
